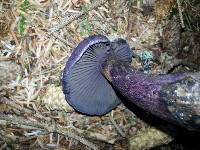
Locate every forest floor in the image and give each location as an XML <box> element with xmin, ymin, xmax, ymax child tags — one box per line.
<box><xmin>0</xmin><ymin>0</ymin><xmax>200</xmax><ymax>149</ymax></box>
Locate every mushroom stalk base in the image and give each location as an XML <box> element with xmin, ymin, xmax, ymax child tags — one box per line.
<box><xmin>101</xmin><ymin>56</ymin><xmax>200</xmax><ymax>130</ymax></box>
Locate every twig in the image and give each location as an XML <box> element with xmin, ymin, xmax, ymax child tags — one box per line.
<box><xmin>176</xmin><ymin>0</ymin><xmax>185</xmax><ymax>28</ymax></box>
<box><xmin>47</xmin><ymin>0</ymin><xmax>107</xmax><ymax>33</ymax></box>
<box><xmin>0</xmin><ymin>130</ymin><xmax>40</xmax><ymax>145</ymax></box>
<box><xmin>0</xmin><ymin>114</ymin><xmax>98</xmax><ymax>150</ymax></box>
<box><xmin>109</xmin><ymin>112</ymin><xmax>126</xmax><ymax>137</ymax></box>
<box><xmin>0</xmin><ymin>97</ymin><xmax>51</xmax><ymax>121</ymax></box>
<box><xmin>50</xmin><ymin>32</ymin><xmax>74</xmax><ymax>48</ymax></box>
<box><xmin>74</xmin><ymin>127</ymin><xmax>117</xmax><ymax>144</ymax></box>
<box><xmin>0</xmin><ymin>97</ymin><xmax>115</xmax><ymax>146</ymax></box>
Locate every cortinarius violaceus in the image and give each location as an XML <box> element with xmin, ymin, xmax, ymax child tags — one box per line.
<box><xmin>62</xmin><ymin>35</ymin><xmax>200</xmax><ymax>130</ymax></box>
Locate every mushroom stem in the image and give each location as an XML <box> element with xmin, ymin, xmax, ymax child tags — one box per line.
<box><xmin>100</xmin><ymin>55</ymin><xmax>200</xmax><ymax>130</ymax></box>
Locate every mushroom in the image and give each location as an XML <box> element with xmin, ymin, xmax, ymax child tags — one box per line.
<box><xmin>62</xmin><ymin>35</ymin><xmax>200</xmax><ymax>130</ymax></box>
<box><xmin>62</xmin><ymin>35</ymin><xmax>133</xmax><ymax>115</ymax></box>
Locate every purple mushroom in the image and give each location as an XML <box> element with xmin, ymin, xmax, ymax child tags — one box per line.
<box><xmin>62</xmin><ymin>35</ymin><xmax>200</xmax><ymax>130</ymax></box>
<box><xmin>62</xmin><ymin>35</ymin><xmax>133</xmax><ymax>115</ymax></box>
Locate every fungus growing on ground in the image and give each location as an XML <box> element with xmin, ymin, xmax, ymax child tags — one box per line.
<box><xmin>62</xmin><ymin>35</ymin><xmax>200</xmax><ymax>130</ymax></box>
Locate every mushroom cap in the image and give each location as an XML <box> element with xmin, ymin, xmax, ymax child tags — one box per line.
<box><xmin>62</xmin><ymin>35</ymin><xmax>132</xmax><ymax>115</ymax></box>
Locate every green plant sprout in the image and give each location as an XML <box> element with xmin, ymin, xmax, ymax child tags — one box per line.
<box><xmin>19</xmin><ymin>0</ymin><xmax>30</xmax><ymax>36</ymax></box>
<box><xmin>80</xmin><ymin>3</ymin><xmax>94</xmax><ymax>37</ymax></box>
